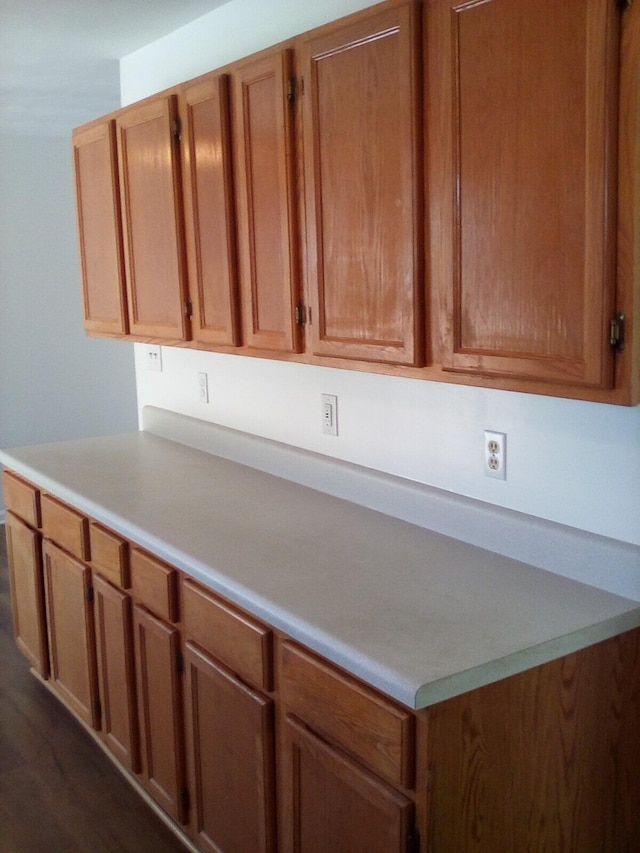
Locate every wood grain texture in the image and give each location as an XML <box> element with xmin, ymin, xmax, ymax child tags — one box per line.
<box><xmin>130</xmin><ymin>547</ymin><xmax>179</xmax><ymax>624</ymax></box>
<box><xmin>72</xmin><ymin>119</ymin><xmax>129</xmax><ymax>336</ymax></box>
<box><xmin>183</xmin><ymin>577</ymin><xmax>273</xmax><ymax>691</ymax></box>
<box><xmin>40</xmin><ymin>493</ymin><xmax>91</xmax><ymax>563</ymax></box>
<box><xmin>284</xmin><ymin>715</ymin><xmax>414</xmax><ymax>853</ymax></box>
<box><xmin>90</xmin><ymin>522</ymin><xmax>130</xmax><ymax>589</ymax></box>
<box><xmin>281</xmin><ymin>641</ymin><xmax>414</xmax><ymax>789</ymax></box>
<box><xmin>116</xmin><ymin>94</ymin><xmax>190</xmax><ymax>341</ymax></box>
<box><xmin>2</xmin><ymin>471</ymin><xmax>41</xmax><ymax>529</ymax></box>
<box><xmin>181</xmin><ymin>73</ymin><xmax>241</xmax><ymax>347</ymax></box>
<box><xmin>424</xmin><ymin>629</ymin><xmax>640</xmax><ymax>852</ymax></box>
<box><xmin>43</xmin><ymin>539</ymin><xmax>99</xmax><ymax>729</ymax></box>
<box><xmin>184</xmin><ymin>641</ymin><xmax>276</xmax><ymax>853</ymax></box>
<box><xmin>303</xmin><ymin>0</ymin><xmax>424</xmax><ymax>366</ymax></box>
<box><xmin>428</xmin><ymin>0</ymin><xmax>620</xmax><ymax>387</ymax></box>
<box><xmin>233</xmin><ymin>48</ymin><xmax>303</xmax><ymax>353</ymax></box>
<box><xmin>94</xmin><ymin>574</ymin><xmax>140</xmax><ymax>773</ymax></box>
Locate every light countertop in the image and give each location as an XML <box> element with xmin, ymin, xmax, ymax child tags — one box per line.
<box><xmin>2</xmin><ymin>420</ymin><xmax>640</xmax><ymax>710</ymax></box>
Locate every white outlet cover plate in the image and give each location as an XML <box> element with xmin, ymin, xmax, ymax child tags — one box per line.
<box><xmin>484</xmin><ymin>430</ymin><xmax>506</xmax><ymax>480</ymax></box>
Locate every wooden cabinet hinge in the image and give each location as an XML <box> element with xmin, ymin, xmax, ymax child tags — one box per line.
<box><xmin>87</xmin><ymin>585</ymin><xmax>94</xmax><ymax>604</ymax></box>
<box><xmin>618</xmin><ymin>0</ymin><xmax>633</xmax><ymax>9</ymax></box>
<box><xmin>185</xmin><ymin>298</ymin><xmax>193</xmax><ymax>318</ymax></box>
<box><xmin>295</xmin><ymin>303</ymin><xmax>309</xmax><ymax>326</ymax></box>
<box><xmin>176</xmin><ymin>648</ymin><xmax>184</xmax><ymax>675</ymax></box>
<box><xmin>407</xmin><ymin>828</ymin><xmax>420</xmax><ymax>853</ymax></box>
<box><xmin>95</xmin><ymin>700</ymin><xmax>102</xmax><ymax>721</ymax></box>
<box><xmin>172</xmin><ymin>118</ymin><xmax>182</xmax><ymax>142</ymax></box>
<box><xmin>287</xmin><ymin>77</ymin><xmax>304</xmax><ymax>102</ymax></box>
<box><xmin>610</xmin><ymin>312</ymin><xmax>625</xmax><ymax>351</ymax></box>
<box><xmin>181</xmin><ymin>787</ymin><xmax>190</xmax><ymax>816</ymax></box>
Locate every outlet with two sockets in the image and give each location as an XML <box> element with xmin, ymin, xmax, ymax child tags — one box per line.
<box><xmin>484</xmin><ymin>430</ymin><xmax>506</xmax><ymax>480</ymax></box>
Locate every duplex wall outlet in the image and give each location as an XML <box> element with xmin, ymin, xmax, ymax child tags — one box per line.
<box><xmin>144</xmin><ymin>345</ymin><xmax>162</xmax><ymax>372</ymax></box>
<box><xmin>321</xmin><ymin>394</ymin><xmax>338</xmax><ymax>436</ymax></box>
<box><xmin>197</xmin><ymin>372</ymin><xmax>209</xmax><ymax>403</ymax></box>
<box><xmin>484</xmin><ymin>430</ymin><xmax>507</xmax><ymax>480</ymax></box>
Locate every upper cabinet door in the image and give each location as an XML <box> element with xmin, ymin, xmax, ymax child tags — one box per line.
<box><xmin>73</xmin><ymin>120</ymin><xmax>128</xmax><ymax>336</ymax></box>
<box><xmin>233</xmin><ymin>49</ymin><xmax>303</xmax><ymax>354</ymax></box>
<box><xmin>181</xmin><ymin>74</ymin><xmax>241</xmax><ymax>347</ymax></box>
<box><xmin>116</xmin><ymin>95</ymin><xmax>190</xmax><ymax>341</ymax></box>
<box><xmin>302</xmin><ymin>0</ymin><xmax>424</xmax><ymax>366</ymax></box>
<box><xmin>429</xmin><ymin>0</ymin><xmax>620</xmax><ymax>388</ymax></box>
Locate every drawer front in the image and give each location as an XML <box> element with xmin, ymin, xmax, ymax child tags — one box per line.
<box><xmin>183</xmin><ymin>578</ymin><xmax>272</xmax><ymax>691</ymax></box>
<box><xmin>281</xmin><ymin>642</ymin><xmax>415</xmax><ymax>789</ymax></box>
<box><xmin>130</xmin><ymin>547</ymin><xmax>178</xmax><ymax>623</ymax></box>
<box><xmin>2</xmin><ymin>471</ymin><xmax>41</xmax><ymax>529</ymax></box>
<box><xmin>41</xmin><ymin>494</ymin><xmax>90</xmax><ymax>562</ymax></box>
<box><xmin>90</xmin><ymin>523</ymin><xmax>129</xmax><ymax>588</ymax></box>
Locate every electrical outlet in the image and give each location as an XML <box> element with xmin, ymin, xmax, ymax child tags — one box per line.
<box><xmin>144</xmin><ymin>345</ymin><xmax>162</xmax><ymax>372</ymax></box>
<box><xmin>484</xmin><ymin>430</ymin><xmax>506</xmax><ymax>480</ymax></box>
<box><xmin>197</xmin><ymin>372</ymin><xmax>209</xmax><ymax>403</ymax></box>
<box><xmin>321</xmin><ymin>394</ymin><xmax>338</xmax><ymax>436</ymax></box>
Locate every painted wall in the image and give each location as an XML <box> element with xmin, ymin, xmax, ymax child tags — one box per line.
<box><xmin>0</xmin><ymin>133</ymin><xmax>138</xmax><ymax>519</ymax></box>
<box><xmin>123</xmin><ymin>0</ymin><xmax>640</xmax><ymax>547</ymax></box>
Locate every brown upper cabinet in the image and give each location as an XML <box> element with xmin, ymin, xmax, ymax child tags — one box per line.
<box><xmin>73</xmin><ymin>120</ymin><xmax>128</xmax><ymax>336</ymax></box>
<box><xmin>116</xmin><ymin>95</ymin><xmax>191</xmax><ymax>341</ymax></box>
<box><xmin>72</xmin><ymin>0</ymin><xmax>640</xmax><ymax>403</ymax></box>
<box><xmin>233</xmin><ymin>48</ymin><xmax>303</xmax><ymax>354</ymax></box>
<box><xmin>180</xmin><ymin>74</ymin><xmax>241</xmax><ymax>347</ymax></box>
<box><xmin>427</xmin><ymin>0</ymin><xmax>638</xmax><ymax>399</ymax></box>
<box><xmin>302</xmin><ymin>0</ymin><xmax>423</xmax><ymax>366</ymax></box>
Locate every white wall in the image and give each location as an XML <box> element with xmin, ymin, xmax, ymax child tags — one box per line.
<box><xmin>0</xmin><ymin>133</ymin><xmax>138</xmax><ymax>517</ymax></box>
<box><xmin>124</xmin><ymin>0</ymin><xmax>640</xmax><ymax>548</ymax></box>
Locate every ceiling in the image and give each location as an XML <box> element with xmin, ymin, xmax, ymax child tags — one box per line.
<box><xmin>0</xmin><ymin>0</ymin><xmax>230</xmax><ymax>136</ymax></box>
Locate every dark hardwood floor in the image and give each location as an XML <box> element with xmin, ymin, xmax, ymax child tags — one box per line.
<box><xmin>0</xmin><ymin>525</ymin><xmax>187</xmax><ymax>853</ymax></box>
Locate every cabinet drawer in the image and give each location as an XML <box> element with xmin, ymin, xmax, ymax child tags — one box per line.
<box><xmin>281</xmin><ymin>642</ymin><xmax>414</xmax><ymax>789</ymax></box>
<box><xmin>183</xmin><ymin>578</ymin><xmax>272</xmax><ymax>691</ymax></box>
<box><xmin>90</xmin><ymin>523</ymin><xmax>129</xmax><ymax>588</ymax></box>
<box><xmin>41</xmin><ymin>494</ymin><xmax>90</xmax><ymax>562</ymax></box>
<box><xmin>2</xmin><ymin>471</ymin><xmax>41</xmax><ymax>529</ymax></box>
<box><xmin>130</xmin><ymin>548</ymin><xmax>178</xmax><ymax>623</ymax></box>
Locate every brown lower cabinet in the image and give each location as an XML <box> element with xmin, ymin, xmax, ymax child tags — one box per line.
<box><xmin>3</xmin><ymin>468</ymin><xmax>640</xmax><ymax>852</ymax></box>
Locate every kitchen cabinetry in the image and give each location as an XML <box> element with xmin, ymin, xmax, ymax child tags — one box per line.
<box><xmin>280</xmin><ymin>641</ymin><xmax>417</xmax><ymax>853</ymax></box>
<box><xmin>130</xmin><ymin>547</ymin><xmax>187</xmax><ymax>824</ymax></box>
<box><xmin>302</xmin><ymin>0</ymin><xmax>423</xmax><ymax>366</ymax></box>
<box><xmin>232</xmin><ymin>48</ymin><xmax>303</xmax><ymax>354</ymax></box>
<box><xmin>183</xmin><ymin>578</ymin><xmax>276</xmax><ymax>853</ymax></box>
<box><xmin>116</xmin><ymin>95</ymin><xmax>190</xmax><ymax>341</ymax></box>
<box><xmin>427</xmin><ymin>0</ymin><xmax>630</xmax><ymax>392</ymax></box>
<box><xmin>180</xmin><ymin>74</ymin><xmax>240</xmax><ymax>348</ymax></box>
<box><xmin>4</xmin><ymin>509</ymin><xmax>48</xmax><ymax>679</ymax></box>
<box><xmin>72</xmin><ymin>120</ymin><xmax>129</xmax><ymax>336</ymax></box>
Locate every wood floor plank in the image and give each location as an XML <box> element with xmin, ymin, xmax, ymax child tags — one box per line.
<box><xmin>0</xmin><ymin>524</ymin><xmax>187</xmax><ymax>853</ymax></box>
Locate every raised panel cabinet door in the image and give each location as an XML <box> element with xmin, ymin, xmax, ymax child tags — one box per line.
<box><xmin>184</xmin><ymin>642</ymin><xmax>276</xmax><ymax>853</ymax></box>
<box><xmin>302</xmin><ymin>0</ymin><xmax>424</xmax><ymax>366</ymax></box>
<box><xmin>133</xmin><ymin>604</ymin><xmax>186</xmax><ymax>824</ymax></box>
<box><xmin>5</xmin><ymin>512</ymin><xmax>48</xmax><ymax>678</ymax></box>
<box><xmin>94</xmin><ymin>574</ymin><xmax>140</xmax><ymax>773</ymax></box>
<box><xmin>181</xmin><ymin>74</ymin><xmax>241</xmax><ymax>347</ymax></box>
<box><xmin>72</xmin><ymin>119</ymin><xmax>129</xmax><ymax>336</ymax></box>
<box><xmin>428</xmin><ymin>0</ymin><xmax>621</xmax><ymax>387</ymax></box>
<box><xmin>233</xmin><ymin>49</ymin><xmax>303</xmax><ymax>353</ymax></box>
<box><xmin>43</xmin><ymin>539</ymin><xmax>99</xmax><ymax>729</ymax></box>
<box><xmin>283</xmin><ymin>716</ymin><xmax>414</xmax><ymax>853</ymax></box>
<box><xmin>116</xmin><ymin>94</ymin><xmax>190</xmax><ymax>341</ymax></box>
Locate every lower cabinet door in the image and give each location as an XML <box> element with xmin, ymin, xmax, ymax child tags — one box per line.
<box><xmin>43</xmin><ymin>539</ymin><xmax>99</xmax><ymax>728</ymax></box>
<box><xmin>5</xmin><ymin>512</ymin><xmax>48</xmax><ymax>678</ymax></box>
<box><xmin>184</xmin><ymin>641</ymin><xmax>277</xmax><ymax>853</ymax></box>
<box><xmin>133</xmin><ymin>604</ymin><xmax>186</xmax><ymax>823</ymax></box>
<box><xmin>94</xmin><ymin>574</ymin><xmax>140</xmax><ymax>772</ymax></box>
<box><xmin>284</xmin><ymin>716</ymin><xmax>414</xmax><ymax>853</ymax></box>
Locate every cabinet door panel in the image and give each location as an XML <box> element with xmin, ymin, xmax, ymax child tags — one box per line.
<box><xmin>303</xmin><ymin>1</ymin><xmax>423</xmax><ymax>365</ymax></box>
<box><xmin>43</xmin><ymin>540</ymin><xmax>99</xmax><ymax>728</ymax></box>
<box><xmin>94</xmin><ymin>574</ymin><xmax>140</xmax><ymax>772</ymax></box>
<box><xmin>185</xmin><ymin>642</ymin><xmax>276</xmax><ymax>853</ymax></box>
<box><xmin>117</xmin><ymin>95</ymin><xmax>189</xmax><ymax>341</ymax></box>
<box><xmin>429</xmin><ymin>0</ymin><xmax>620</xmax><ymax>387</ymax></box>
<box><xmin>233</xmin><ymin>49</ymin><xmax>302</xmax><ymax>353</ymax></box>
<box><xmin>133</xmin><ymin>604</ymin><xmax>186</xmax><ymax>823</ymax></box>
<box><xmin>284</xmin><ymin>716</ymin><xmax>414</xmax><ymax>853</ymax></box>
<box><xmin>72</xmin><ymin>119</ymin><xmax>129</xmax><ymax>336</ymax></box>
<box><xmin>182</xmin><ymin>74</ymin><xmax>241</xmax><ymax>347</ymax></box>
<box><xmin>5</xmin><ymin>512</ymin><xmax>48</xmax><ymax>678</ymax></box>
